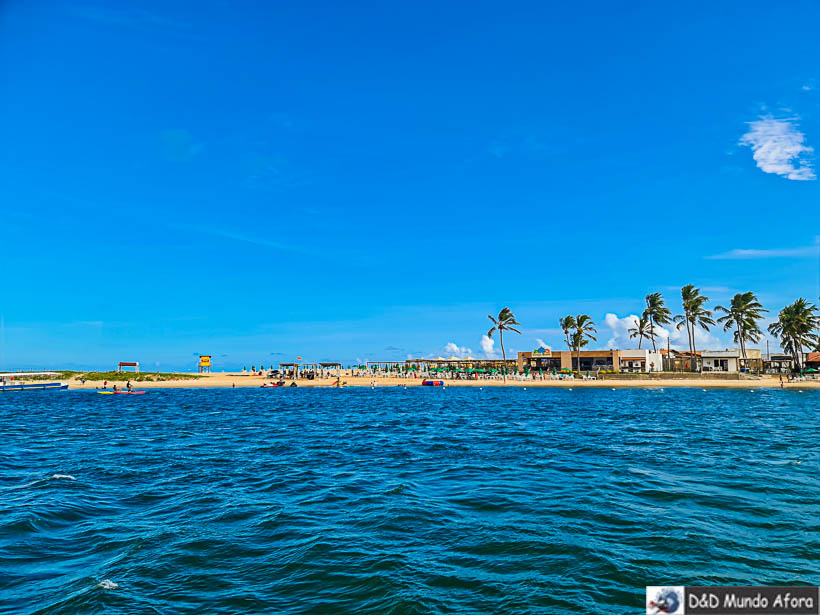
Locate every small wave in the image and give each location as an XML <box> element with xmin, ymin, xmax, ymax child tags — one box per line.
<box><xmin>51</xmin><ymin>474</ymin><xmax>76</xmax><ymax>480</ymax></box>
<box><xmin>97</xmin><ymin>579</ymin><xmax>118</xmax><ymax>590</ymax></box>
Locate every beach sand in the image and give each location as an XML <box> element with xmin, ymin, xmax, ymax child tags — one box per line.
<box><xmin>61</xmin><ymin>372</ymin><xmax>819</xmax><ymax>390</ymax></box>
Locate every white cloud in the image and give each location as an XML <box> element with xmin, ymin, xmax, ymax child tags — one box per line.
<box><xmin>603</xmin><ymin>313</ymin><xmax>723</xmax><ymax>351</ymax></box>
<box><xmin>444</xmin><ymin>342</ymin><xmax>472</xmax><ymax>358</ymax></box>
<box><xmin>479</xmin><ymin>335</ymin><xmax>497</xmax><ymax>358</ymax></box>
<box><xmin>707</xmin><ymin>245</ymin><xmax>818</xmax><ymax>259</ymax></box>
<box><xmin>535</xmin><ymin>338</ymin><xmax>551</xmax><ymax>350</ymax></box>
<box><xmin>739</xmin><ymin>115</ymin><xmax>815</xmax><ymax>180</ymax></box>
<box><xmin>604</xmin><ymin>313</ymin><xmax>640</xmax><ymax>349</ymax></box>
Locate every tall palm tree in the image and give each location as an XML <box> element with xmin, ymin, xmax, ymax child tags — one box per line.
<box><xmin>767</xmin><ymin>298</ymin><xmax>820</xmax><ymax>372</ymax></box>
<box><xmin>715</xmin><ymin>292</ymin><xmax>767</xmax><ymax>367</ymax></box>
<box><xmin>572</xmin><ymin>314</ymin><xmax>597</xmax><ymax>374</ymax></box>
<box><xmin>643</xmin><ymin>292</ymin><xmax>672</xmax><ymax>352</ymax></box>
<box><xmin>673</xmin><ymin>285</ymin><xmax>715</xmax><ymax>371</ymax></box>
<box><xmin>487</xmin><ymin>307</ymin><xmax>522</xmax><ymax>382</ymax></box>
<box><xmin>559</xmin><ymin>315</ymin><xmax>576</xmax><ymax>352</ymax></box>
<box><xmin>628</xmin><ymin>315</ymin><xmax>652</xmax><ymax>349</ymax></box>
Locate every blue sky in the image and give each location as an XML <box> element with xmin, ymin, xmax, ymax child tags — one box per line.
<box><xmin>1</xmin><ymin>1</ymin><xmax>819</xmax><ymax>370</ymax></box>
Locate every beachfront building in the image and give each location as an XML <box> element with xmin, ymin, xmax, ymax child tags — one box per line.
<box><xmin>661</xmin><ymin>350</ymin><xmax>702</xmax><ymax>372</ymax></box>
<box><xmin>764</xmin><ymin>353</ymin><xmax>793</xmax><ymax>374</ymax></box>
<box><xmin>701</xmin><ymin>351</ymin><xmax>738</xmax><ymax>373</ymax></box>
<box><xmin>700</xmin><ymin>349</ymin><xmax>762</xmax><ymax>373</ymax></box>
<box><xmin>516</xmin><ymin>349</ymin><xmax>663</xmax><ymax>374</ymax></box>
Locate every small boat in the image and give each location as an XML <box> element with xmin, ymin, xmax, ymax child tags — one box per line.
<box><xmin>0</xmin><ymin>382</ymin><xmax>68</xmax><ymax>392</ymax></box>
<box><xmin>422</xmin><ymin>380</ymin><xmax>444</xmax><ymax>387</ymax></box>
<box><xmin>261</xmin><ymin>381</ymin><xmax>286</xmax><ymax>388</ymax></box>
<box><xmin>97</xmin><ymin>390</ymin><xmax>146</xmax><ymax>395</ymax></box>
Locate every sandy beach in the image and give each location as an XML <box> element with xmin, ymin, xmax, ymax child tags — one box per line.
<box><xmin>60</xmin><ymin>372</ymin><xmax>820</xmax><ymax>390</ymax></box>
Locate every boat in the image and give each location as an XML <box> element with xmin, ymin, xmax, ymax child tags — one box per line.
<box><xmin>0</xmin><ymin>382</ymin><xmax>68</xmax><ymax>392</ymax></box>
<box><xmin>261</xmin><ymin>381</ymin><xmax>286</xmax><ymax>388</ymax></box>
<box><xmin>0</xmin><ymin>372</ymin><xmax>69</xmax><ymax>392</ymax></box>
<box><xmin>97</xmin><ymin>390</ymin><xmax>146</xmax><ymax>395</ymax></box>
<box><xmin>422</xmin><ymin>380</ymin><xmax>444</xmax><ymax>387</ymax></box>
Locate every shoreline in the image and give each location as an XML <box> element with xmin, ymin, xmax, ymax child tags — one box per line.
<box><xmin>56</xmin><ymin>373</ymin><xmax>819</xmax><ymax>390</ymax></box>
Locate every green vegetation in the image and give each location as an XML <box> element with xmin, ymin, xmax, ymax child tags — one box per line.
<box><xmin>716</xmin><ymin>292</ymin><xmax>767</xmax><ymax>365</ymax></box>
<box><xmin>643</xmin><ymin>292</ymin><xmax>672</xmax><ymax>352</ymax></box>
<box><xmin>768</xmin><ymin>298</ymin><xmax>820</xmax><ymax>372</ymax></box>
<box><xmin>487</xmin><ymin>307</ymin><xmax>521</xmax><ymax>383</ymax></box>
<box><xmin>571</xmin><ymin>314</ymin><xmax>597</xmax><ymax>373</ymax></box>
<box><xmin>627</xmin><ymin>315</ymin><xmax>652</xmax><ymax>349</ymax></box>
<box><xmin>674</xmin><ymin>285</ymin><xmax>715</xmax><ymax>369</ymax></box>
<box><xmin>14</xmin><ymin>371</ymin><xmax>80</xmax><ymax>381</ymax></box>
<box><xmin>72</xmin><ymin>371</ymin><xmax>204</xmax><ymax>382</ymax></box>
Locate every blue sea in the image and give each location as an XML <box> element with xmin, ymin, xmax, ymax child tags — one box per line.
<box><xmin>1</xmin><ymin>387</ymin><xmax>817</xmax><ymax>614</ymax></box>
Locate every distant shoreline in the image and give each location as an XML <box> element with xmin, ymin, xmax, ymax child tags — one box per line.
<box><xmin>53</xmin><ymin>373</ymin><xmax>820</xmax><ymax>390</ymax></box>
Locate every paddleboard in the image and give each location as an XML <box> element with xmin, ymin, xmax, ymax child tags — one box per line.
<box><xmin>97</xmin><ymin>391</ymin><xmax>146</xmax><ymax>395</ymax></box>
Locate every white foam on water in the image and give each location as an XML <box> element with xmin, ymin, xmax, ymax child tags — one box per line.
<box><xmin>50</xmin><ymin>474</ymin><xmax>76</xmax><ymax>481</ymax></box>
<box><xmin>98</xmin><ymin>579</ymin><xmax>118</xmax><ymax>590</ymax></box>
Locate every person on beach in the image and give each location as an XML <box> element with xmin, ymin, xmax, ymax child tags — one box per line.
<box><xmin>126</xmin><ymin>381</ymin><xmax>132</xmax><ymax>392</ymax></box>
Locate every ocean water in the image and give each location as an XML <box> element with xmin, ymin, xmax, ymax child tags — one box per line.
<box><xmin>1</xmin><ymin>386</ymin><xmax>817</xmax><ymax>614</ymax></box>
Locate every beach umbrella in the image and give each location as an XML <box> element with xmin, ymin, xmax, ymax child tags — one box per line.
<box><xmin>805</xmin><ymin>368</ymin><xmax>818</xmax><ymax>373</ymax></box>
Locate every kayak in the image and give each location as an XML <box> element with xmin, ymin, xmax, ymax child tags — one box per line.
<box><xmin>97</xmin><ymin>391</ymin><xmax>146</xmax><ymax>395</ymax></box>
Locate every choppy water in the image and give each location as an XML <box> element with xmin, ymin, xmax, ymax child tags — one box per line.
<box><xmin>1</xmin><ymin>387</ymin><xmax>817</xmax><ymax>614</ymax></box>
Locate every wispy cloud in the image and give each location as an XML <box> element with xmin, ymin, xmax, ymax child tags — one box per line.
<box><xmin>67</xmin><ymin>5</ymin><xmax>196</xmax><ymax>37</ymax></box>
<box><xmin>707</xmin><ymin>244</ymin><xmax>819</xmax><ymax>260</ymax></box>
<box><xmin>160</xmin><ymin>129</ymin><xmax>203</xmax><ymax>163</ymax></box>
<box><xmin>739</xmin><ymin>115</ymin><xmax>815</xmax><ymax>180</ymax></box>
<box><xmin>184</xmin><ymin>225</ymin><xmax>313</xmax><ymax>255</ymax></box>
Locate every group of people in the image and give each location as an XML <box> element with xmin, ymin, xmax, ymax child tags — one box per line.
<box><xmin>100</xmin><ymin>380</ymin><xmax>133</xmax><ymax>392</ymax></box>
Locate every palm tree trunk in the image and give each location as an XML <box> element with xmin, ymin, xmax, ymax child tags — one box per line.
<box><xmin>500</xmin><ymin>329</ymin><xmax>506</xmax><ymax>383</ymax></box>
<box><xmin>650</xmin><ymin>319</ymin><xmax>657</xmax><ymax>351</ymax></box>
<box><xmin>686</xmin><ymin>317</ymin><xmax>694</xmax><ymax>371</ymax></box>
<box><xmin>691</xmin><ymin>320</ymin><xmax>698</xmax><ymax>373</ymax></box>
<box><xmin>737</xmin><ymin>318</ymin><xmax>747</xmax><ymax>369</ymax></box>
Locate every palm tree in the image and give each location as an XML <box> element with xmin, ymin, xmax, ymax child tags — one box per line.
<box><xmin>673</xmin><ymin>285</ymin><xmax>715</xmax><ymax>371</ymax></box>
<box><xmin>487</xmin><ymin>307</ymin><xmax>522</xmax><ymax>382</ymax></box>
<box><xmin>572</xmin><ymin>314</ymin><xmax>597</xmax><ymax>374</ymax></box>
<box><xmin>559</xmin><ymin>315</ymin><xmax>576</xmax><ymax>352</ymax></box>
<box><xmin>767</xmin><ymin>298</ymin><xmax>820</xmax><ymax>372</ymax></box>
<box><xmin>628</xmin><ymin>315</ymin><xmax>652</xmax><ymax>349</ymax></box>
<box><xmin>643</xmin><ymin>292</ymin><xmax>672</xmax><ymax>352</ymax></box>
<box><xmin>716</xmin><ymin>292</ymin><xmax>767</xmax><ymax>368</ymax></box>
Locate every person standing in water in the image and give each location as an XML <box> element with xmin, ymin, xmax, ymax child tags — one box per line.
<box><xmin>126</xmin><ymin>381</ymin><xmax>132</xmax><ymax>392</ymax></box>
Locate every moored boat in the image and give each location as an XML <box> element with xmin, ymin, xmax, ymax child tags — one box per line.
<box><xmin>0</xmin><ymin>382</ymin><xmax>68</xmax><ymax>392</ymax></box>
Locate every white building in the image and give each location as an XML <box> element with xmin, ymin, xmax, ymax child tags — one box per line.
<box><xmin>701</xmin><ymin>350</ymin><xmax>739</xmax><ymax>372</ymax></box>
<box><xmin>618</xmin><ymin>349</ymin><xmax>664</xmax><ymax>373</ymax></box>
